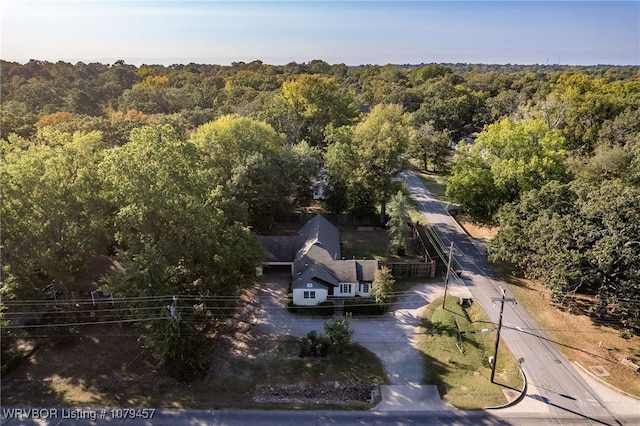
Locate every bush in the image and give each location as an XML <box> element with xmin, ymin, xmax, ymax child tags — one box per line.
<box><xmin>324</xmin><ymin>318</ymin><xmax>353</xmax><ymax>353</ymax></box>
<box><xmin>299</xmin><ymin>330</ymin><xmax>330</xmax><ymax>357</ymax></box>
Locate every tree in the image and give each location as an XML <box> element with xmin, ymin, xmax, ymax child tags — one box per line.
<box><xmin>353</xmin><ymin>104</ymin><xmax>413</xmax><ymax>225</ymax></box>
<box><xmin>489</xmin><ymin>179</ymin><xmax>640</xmax><ymax>332</ymax></box>
<box><xmin>190</xmin><ymin>115</ymin><xmax>283</xmax><ymax>182</ymax></box>
<box><xmin>1</xmin><ymin>129</ymin><xmax>107</xmax><ymax>301</ymax></box>
<box><xmin>413</xmin><ymin>74</ymin><xmax>478</xmax><ymax>136</ymax></box>
<box><xmin>101</xmin><ymin>124</ymin><xmax>261</xmax><ymax>298</ymax></box>
<box><xmin>279</xmin><ymin>74</ymin><xmax>358</xmax><ymax>146</ymax></box>
<box><xmin>537</xmin><ymin>72</ymin><xmax>630</xmax><ymax>153</ymax></box>
<box><xmin>100</xmin><ymin>124</ymin><xmax>261</xmax><ymax>378</ymax></box>
<box><xmin>386</xmin><ymin>191</ymin><xmax>410</xmax><ymax>255</ymax></box>
<box><xmin>192</xmin><ymin>114</ymin><xmax>322</xmax><ymax>219</ymax></box>
<box><xmin>324</xmin><ymin>105</ymin><xmax>412</xmax><ymax>222</ymax></box>
<box><xmin>410</xmin><ymin>122</ymin><xmax>450</xmax><ymax>171</ymax></box>
<box><xmin>284</xmin><ymin>141</ymin><xmax>323</xmax><ymax>208</ymax></box>
<box><xmin>446</xmin><ymin>117</ymin><xmax>569</xmax><ymax>222</ymax></box>
<box><xmin>371</xmin><ymin>266</ymin><xmax>395</xmax><ymax>304</ymax></box>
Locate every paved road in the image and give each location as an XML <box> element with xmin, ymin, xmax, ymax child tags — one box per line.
<box><xmin>3</xmin><ymin>407</ymin><xmax>601</xmax><ymax>425</ymax></box>
<box><xmin>401</xmin><ymin>170</ymin><xmax>640</xmax><ymax>424</ymax></box>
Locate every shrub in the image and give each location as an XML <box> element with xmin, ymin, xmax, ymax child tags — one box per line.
<box><xmin>298</xmin><ymin>330</ymin><xmax>330</xmax><ymax>357</ymax></box>
<box><xmin>324</xmin><ymin>318</ymin><xmax>353</xmax><ymax>352</ymax></box>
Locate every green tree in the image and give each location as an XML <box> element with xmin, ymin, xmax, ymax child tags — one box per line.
<box><xmin>279</xmin><ymin>74</ymin><xmax>358</xmax><ymax>146</ymax></box>
<box><xmin>446</xmin><ymin>118</ymin><xmax>569</xmax><ymax>222</ymax></box>
<box><xmin>386</xmin><ymin>191</ymin><xmax>410</xmax><ymax>255</ymax></box>
<box><xmin>190</xmin><ymin>115</ymin><xmax>284</xmax><ymax>183</ymax></box>
<box><xmin>140</xmin><ymin>301</ymin><xmax>210</xmax><ymax>381</ymax></box>
<box><xmin>101</xmin><ymin>124</ymin><xmax>261</xmax><ymax>299</ymax></box>
<box><xmin>1</xmin><ymin>130</ymin><xmax>107</xmax><ymax>301</ymax></box>
<box><xmin>190</xmin><ymin>115</ymin><xmax>307</xmax><ymax>221</ymax></box>
<box><xmin>489</xmin><ymin>179</ymin><xmax>640</xmax><ymax>331</ymax></box>
<box><xmin>410</xmin><ymin>122</ymin><xmax>450</xmax><ymax>171</ymax></box>
<box><xmin>413</xmin><ymin>74</ymin><xmax>478</xmax><ymax>136</ymax></box>
<box><xmin>353</xmin><ymin>104</ymin><xmax>413</xmax><ymax>224</ymax></box>
<box><xmin>324</xmin><ymin>318</ymin><xmax>353</xmax><ymax>354</ymax></box>
<box><xmin>100</xmin><ymin>124</ymin><xmax>261</xmax><ymax>377</ymax></box>
<box><xmin>324</xmin><ymin>105</ymin><xmax>412</xmax><ymax>222</ymax></box>
<box><xmin>371</xmin><ymin>266</ymin><xmax>395</xmax><ymax>304</ymax></box>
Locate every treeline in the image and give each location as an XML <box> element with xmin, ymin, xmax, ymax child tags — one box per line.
<box><xmin>1</xmin><ymin>59</ymin><xmax>639</xmax><ymax>378</ymax></box>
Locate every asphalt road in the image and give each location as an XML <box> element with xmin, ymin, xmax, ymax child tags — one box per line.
<box><xmin>401</xmin><ymin>170</ymin><xmax>639</xmax><ymax>425</ymax></box>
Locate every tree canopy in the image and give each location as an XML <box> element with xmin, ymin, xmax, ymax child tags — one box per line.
<box><xmin>2</xmin><ymin>58</ymin><xmax>640</xmax><ymax>371</ymax></box>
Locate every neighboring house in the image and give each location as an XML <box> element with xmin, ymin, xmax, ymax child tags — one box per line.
<box><xmin>260</xmin><ymin>215</ymin><xmax>378</xmax><ymax>306</ymax></box>
<box><xmin>450</xmin><ymin>123</ymin><xmax>482</xmax><ymax>150</ymax></box>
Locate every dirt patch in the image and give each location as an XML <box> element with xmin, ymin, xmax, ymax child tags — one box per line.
<box><xmin>457</xmin><ymin>216</ymin><xmax>499</xmax><ymax>242</ymax></box>
<box><xmin>1</xmin><ymin>325</ymin><xmax>180</xmax><ymax>407</ymax></box>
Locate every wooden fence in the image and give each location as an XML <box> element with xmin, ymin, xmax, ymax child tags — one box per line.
<box><xmin>380</xmin><ymin>261</ymin><xmax>436</xmax><ymax>278</ymax></box>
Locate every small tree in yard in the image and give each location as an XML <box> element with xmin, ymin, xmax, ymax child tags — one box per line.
<box><xmin>372</xmin><ymin>266</ymin><xmax>395</xmax><ymax>305</ymax></box>
<box><xmin>387</xmin><ymin>191</ymin><xmax>410</xmax><ymax>255</ymax></box>
<box><xmin>324</xmin><ymin>318</ymin><xmax>353</xmax><ymax>353</ymax></box>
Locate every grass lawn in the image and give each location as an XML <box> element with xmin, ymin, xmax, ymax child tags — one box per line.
<box><xmin>339</xmin><ymin>227</ymin><xmax>423</xmax><ymax>263</ymax></box>
<box><xmin>417</xmin><ymin>296</ymin><xmax>524</xmax><ymax>409</ymax></box>
<box><xmin>414</xmin><ymin>169</ymin><xmax>450</xmax><ymax>202</ymax></box>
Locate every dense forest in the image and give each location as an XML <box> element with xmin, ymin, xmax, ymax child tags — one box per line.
<box><xmin>2</xmin><ymin>59</ymin><xmax>639</xmax><ymax>378</ymax></box>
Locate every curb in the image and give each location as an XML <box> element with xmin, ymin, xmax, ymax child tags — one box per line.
<box><xmin>485</xmin><ymin>367</ymin><xmax>528</xmax><ymax>410</ymax></box>
<box><xmin>573</xmin><ymin>361</ymin><xmax>640</xmax><ymax>401</ymax></box>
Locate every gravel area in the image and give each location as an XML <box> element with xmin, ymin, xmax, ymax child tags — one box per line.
<box><xmin>254</xmin><ymin>382</ymin><xmax>375</xmax><ymax>405</ymax></box>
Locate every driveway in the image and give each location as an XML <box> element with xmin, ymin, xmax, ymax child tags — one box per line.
<box><xmin>251</xmin><ymin>269</ymin><xmax>455</xmax><ymax>411</ymax></box>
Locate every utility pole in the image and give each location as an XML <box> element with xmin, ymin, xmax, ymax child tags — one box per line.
<box><xmin>442</xmin><ymin>241</ymin><xmax>454</xmax><ymax>309</ymax></box>
<box><xmin>490</xmin><ymin>287</ymin><xmax>516</xmax><ymax>383</ymax></box>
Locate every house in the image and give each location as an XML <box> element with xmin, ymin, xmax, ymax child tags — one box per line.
<box><xmin>260</xmin><ymin>215</ymin><xmax>379</xmax><ymax>306</ymax></box>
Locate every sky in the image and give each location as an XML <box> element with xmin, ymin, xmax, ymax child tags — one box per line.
<box><xmin>1</xmin><ymin>1</ymin><xmax>639</xmax><ymax>66</ymax></box>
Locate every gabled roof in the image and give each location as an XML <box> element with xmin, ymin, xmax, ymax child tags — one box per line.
<box><xmin>293</xmin><ymin>259</ymin><xmax>339</xmax><ymax>289</ymax></box>
<box><xmin>262</xmin><ymin>214</ymin><xmax>378</xmax><ymax>291</ymax></box>
<box><xmin>297</xmin><ymin>214</ymin><xmax>341</xmax><ymax>262</ymax></box>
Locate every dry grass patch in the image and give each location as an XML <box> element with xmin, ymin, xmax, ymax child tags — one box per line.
<box><xmin>495</xmin><ymin>266</ymin><xmax>640</xmax><ymax>397</ymax></box>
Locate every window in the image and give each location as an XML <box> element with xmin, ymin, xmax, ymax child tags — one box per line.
<box><xmin>340</xmin><ymin>283</ymin><xmax>352</xmax><ymax>294</ymax></box>
<box><xmin>304</xmin><ymin>291</ymin><xmax>316</xmax><ymax>299</ymax></box>
<box><xmin>361</xmin><ymin>283</ymin><xmax>370</xmax><ymax>294</ymax></box>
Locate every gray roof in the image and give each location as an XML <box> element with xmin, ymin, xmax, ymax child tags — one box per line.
<box><xmin>260</xmin><ymin>235</ymin><xmax>304</xmax><ymax>263</ymax></box>
<box><xmin>297</xmin><ymin>214</ymin><xmax>341</xmax><ymax>261</ymax></box>
<box><xmin>262</xmin><ymin>214</ymin><xmax>378</xmax><ymax>290</ymax></box>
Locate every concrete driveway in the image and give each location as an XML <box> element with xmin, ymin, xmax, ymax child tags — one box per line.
<box><xmin>251</xmin><ymin>269</ymin><xmax>456</xmax><ymax>411</ymax></box>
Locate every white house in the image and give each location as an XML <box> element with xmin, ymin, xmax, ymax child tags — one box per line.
<box><xmin>260</xmin><ymin>215</ymin><xmax>378</xmax><ymax>306</ymax></box>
